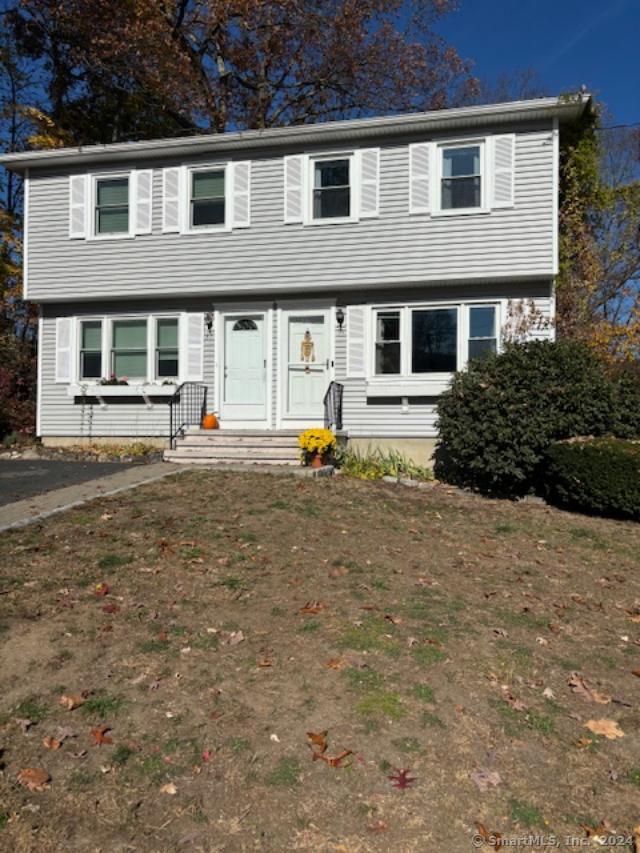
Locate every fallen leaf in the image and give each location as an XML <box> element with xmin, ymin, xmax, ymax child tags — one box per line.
<box><xmin>55</xmin><ymin>727</ymin><xmax>77</xmax><ymax>742</ymax></box>
<box><xmin>632</xmin><ymin>669</ymin><xmax>640</xmax><ymax>678</ymax></box>
<box><xmin>102</xmin><ymin>602</ymin><xmax>120</xmax><ymax>614</ymax></box>
<box><xmin>388</xmin><ymin>768</ymin><xmax>416</xmax><ymax>789</ymax></box>
<box><xmin>42</xmin><ymin>736</ymin><xmax>62</xmax><ymax>750</ymax></box>
<box><xmin>91</xmin><ymin>725</ymin><xmax>113</xmax><ymax>746</ymax></box>
<box><xmin>584</xmin><ymin>719</ymin><xmax>624</xmax><ymax>740</ymax></box>
<box><xmin>17</xmin><ymin>768</ymin><xmax>50</xmax><ymax>792</ymax></box>
<box><xmin>201</xmin><ymin>750</ymin><xmax>212</xmax><ymax>762</ymax></box>
<box><xmin>406</xmin><ymin>636</ymin><xmax>419</xmax><ymax>648</ymax></box>
<box><xmin>59</xmin><ymin>693</ymin><xmax>87</xmax><ymax>711</ymax></box>
<box><xmin>474</xmin><ymin>822</ymin><xmax>502</xmax><ymax>850</ymax></box>
<box><xmin>568</xmin><ymin>672</ymin><xmax>611</xmax><ymax>704</ymax></box>
<box><xmin>323</xmin><ymin>658</ymin><xmax>346</xmax><ymax>670</ymax></box>
<box><xmin>269</xmin><ymin>733</ymin><xmax>280</xmax><ymax>743</ymax></box>
<box><xmin>15</xmin><ymin>718</ymin><xmax>33</xmax><ymax>734</ymax></box>
<box><xmin>580</xmin><ymin>820</ymin><xmax>615</xmax><ymax>842</ymax></box>
<box><xmin>160</xmin><ymin>782</ymin><xmax>177</xmax><ymax>795</ymax></box>
<box><xmin>299</xmin><ymin>601</ymin><xmax>325</xmax><ymax>615</ymax></box>
<box><xmin>314</xmin><ymin>749</ymin><xmax>353</xmax><ymax>767</ymax></box>
<box><xmin>367</xmin><ymin>820</ymin><xmax>388</xmax><ymax>833</ymax></box>
<box><xmin>94</xmin><ymin>582</ymin><xmax>109</xmax><ymax>597</ymax></box>
<box><xmin>491</xmin><ymin>628</ymin><xmax>508</xmax><ymax>639</ymax></box>
<box><xmin>223</xmin><ymin>630</ymin><xmax>245</xmax><ymax>646</ymax></box>
<box><xmin>307</xmin><ymin>730</ymin><xmax>328</xmax><ymax>755</ymax></box>
<box><xmin>542</xmin><ymin>687</ymin><xmax>555</xmax><ymax>699</ymax></box>
<box><xmin>470</xmin><ymin>768</ymin><xmax>502</xmax><ymax>792</ymax></box>
<box><xmin>384</xmin><ymin>614</ymin><xmax>402</xmax><ymax>625</ymax></box>
<box><xmin>329</xmin><ymin>566</ymin><xmax>349</xmax><ymax>578</ymax></box>
<box><xmin>502</xmin><ymin>690</ymin><xmax>527</xmax><ymax>712</ymax></box>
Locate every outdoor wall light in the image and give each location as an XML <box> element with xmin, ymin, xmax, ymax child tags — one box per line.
<box><xmin>204</xmin><ymin>311</ymin><xmax>214</xmax><ymax>334</ymax></box>
<box><xmin>336</xmin><ymin>307</ymin><xmax>345</xmax><ymax>330</ymax></box>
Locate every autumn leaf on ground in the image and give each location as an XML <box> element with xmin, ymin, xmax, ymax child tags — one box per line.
<box><xmin>307</xmin><ymin>730</ymin><xmax>328</xmax><ymax>755</ymax></box>
<box><xmin>15</xmin><ymin>718</ymin><xmax>33</xmax><ymax>734</ymax></box>
<box><xmin>299</xmin><ymin>601</ymin><xmax>325</xmax><ymax>614</ymax></box>
<box><xmin>580</xmin><ymin>820</ymin><xmax>615</xmax><ymax>843</ymax></box>
<box><xmin>632</xmin><ymin>669</ymin><xmax>640</xmax><ymax>678</ymax></box>
<box><xmin>324</xmin><ymin>658</ymin><xmax>346</xmax><ymax>670</ymax></box>
<box><xmin>367</xmin><ymin>820</ymin><xmax>388</xmax><ymax>833</ymax></box>
<box><xmin>502</xmin><ymin>690</ymin><xmax>527</xmax><ymax>712</ymax></box>
<box><xmin>60</xmin><ymin>692</ymin><xmax>88</xmax><ymax>711</ymax></box>
<box><xmin>160</xmin><ymin>782</ymin><xmax>177</xmax><ymax>795</ymax></box>
<box><xmin>222</xmin><ymin>630</ymin><xmax>245</xmax><ymax>646</ymax></box>
<box><xmin>584</xmin><ymin>719</ymin><xmax>624</xmax><ymax>740</ymax></box>
<box><xmin>102</xmin><ymin>602</ymin><xmax>120</xmax><ymax>614</ymax></box>
<box><xmin>568</xmin><ymin>672</ymin><xmax>611</xmax><ymax>704</ymax></box>
<box><xmin>94</xmin><ymin>582</ymin><xmax>109</xmax><ymax>597</ymax></box>
<box><xmin>474</xmin><ymin>822</ymin><xmax>502</xmax><ymax>850</ymax></box>
<box><xmin>470</xmin><ymin>768</ymin><xmax>502</xmax><ymax>792</ymax></box>
<box><xmin>388</xmin><ymin>768</ymin><xmax>416</xmax><ymax>789</ymax></box>
<box><xmin>42</xmin><ymin>736</ymin><xmax>62</xmax><ymax>750</ymax></box>
<box><xmin>314</xmin><ymin>749</ymin><xmax>353</xmax><ymax>767</ymax></box>
<box><xmin>17</xmin><ymin>768</ymin><xmax>50</xmax><ymax>792</ymax></box>
<box><xmin>91</xmin><ymin>725</ymin><xmax>113</xmax><ymax>746</ymax></box>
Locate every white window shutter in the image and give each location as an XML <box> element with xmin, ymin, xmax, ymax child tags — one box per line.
<box><xmin>491</xmin><ymin>134</ymin><xmax>515</xmax><ymax>208</ymax></box>
<box><xmin>232</xmin><ymin>160</ymin><xmax>251</xmax><ymax>228</ymax></box>
<box><xmin>162</xmin><ymin>166</ymin><xmax>182</xmax><ymax>233</ymax></box>
<box><xmin>358</xmin><ymin>148</ymin><xmax>380</xmax><ymax>218</ymax></box>
<box><xmin>55</xmin><ymin>317</ymin><xmax>74</xmax><ymax>383</ymax></box>
<box><xmin>284</xmin><ymin>154</ymin><xmax>304</xmax><ymax>223</ymax></box>
<box><xmin>182</xmin><ymin>313</ymin><xmax>204</xmax><ymax>381</ymax></box>
<box><xmin>69</xmin><ymin>174</ymin><xmax>88</xmax><ymax>238</ymax></box>
<box><xmin>346</xmin><ymin>306</ymin><xmax>367</xmax><ymax>377</ymax></box>
<box><xmin>409</xmin><ymin>143</ymin><xmax>431</xmax><ymax>214</ymax></box>
<box><xmin>133</xmin><ymin>169</ymin><xmax>153</xmax><ymax>235</ymax></box>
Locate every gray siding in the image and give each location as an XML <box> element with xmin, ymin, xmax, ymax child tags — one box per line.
<box><xmin>39</xmin><ymin>282</ymin><xmax>553</xmax><ymax>440</ymax></box>
<box><xmin>27</xmin><ymin>124</ymin><xmax>555</xmax><ymax>303</ymax></box>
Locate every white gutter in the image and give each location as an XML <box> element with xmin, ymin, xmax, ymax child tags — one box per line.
<box><xmin>0</xmin><ymin>94</ymin><xmax>590</xmax><ymax>173</ymax></box>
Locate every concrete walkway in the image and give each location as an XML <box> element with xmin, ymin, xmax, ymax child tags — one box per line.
<box><xmin>0</xmin><ymin>462</ymin><xmax>181</xmax><ymax>533</ymax></box>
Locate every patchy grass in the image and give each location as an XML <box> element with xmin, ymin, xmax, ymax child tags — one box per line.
<box><xmin>0</xmin><ymin>470</ymin><xmax>639</xmax><ymax>851</ymax></box>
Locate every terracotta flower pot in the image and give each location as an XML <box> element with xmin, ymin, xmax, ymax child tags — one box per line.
<box><xmin>311</xmin><ymin>453</ymin><xmax>324</xmax><ymax>469</ymax></box>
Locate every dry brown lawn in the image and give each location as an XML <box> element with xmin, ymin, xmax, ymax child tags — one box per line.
<box><xmin>0</xmin><ymin>470</ymin><xmax>639</xmax><ymax>852</ymax></box>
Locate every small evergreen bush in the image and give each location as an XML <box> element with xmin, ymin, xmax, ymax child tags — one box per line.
<box><xmin>435</xmin><ymin>339</ymin><xmax>639</xmax><ymax>497</ymax></box>
<box><xmin>544</xmin><ymin>438</ymin><xmax>640</xmax><ymax>520</ymax></box>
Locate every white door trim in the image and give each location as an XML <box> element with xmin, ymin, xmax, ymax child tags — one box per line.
<box><xmin>215</xmin><ymin>308</ymin><xmax>273</xmax><ymax>429</ymax></box>
<box><xmin>276</xmin><ymin>306</ymin><xmax>335</xmax><ymax>430</ymax></box>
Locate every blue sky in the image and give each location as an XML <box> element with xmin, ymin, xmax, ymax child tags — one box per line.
<box><xmin>434</xmin><ymin>0</ymin><xmax>640</xmax><ymax>124</ymax></box>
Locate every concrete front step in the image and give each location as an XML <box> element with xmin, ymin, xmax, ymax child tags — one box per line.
<box><xmin>178</xmin><ymin>434</ymin><xmax>300</xmax><ymax>447</ymax></box>
<box><xmin>164</xmin><ymin>452</ymin><xmax>300</xmax><ymax>466</ymax></box>
<box><xmin>168</xmin><ymin>445</ymin><xmax>299</xmax><ymax>459</ymax></box>
<box><xmin>184</xmin><ymin>428</ymin><xmax>300</xmax><ymax>437</ymax></box>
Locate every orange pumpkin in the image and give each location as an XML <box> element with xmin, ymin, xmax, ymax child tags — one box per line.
<box><xmin>202</xmin><ymin>413</ymin><xmax>218</xmax><ymax>430</ymax></box>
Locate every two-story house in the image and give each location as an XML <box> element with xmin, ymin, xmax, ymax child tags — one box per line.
<box><xmin>0</xmin><ymin>94</ymin><xmax>590</xmax><ymax>464</ymax></box>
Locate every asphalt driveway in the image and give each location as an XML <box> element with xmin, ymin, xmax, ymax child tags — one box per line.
<box><xmin>0</xmin><ymin>459</ymin><xmax>137</xmax><ymax>507</ymax></box>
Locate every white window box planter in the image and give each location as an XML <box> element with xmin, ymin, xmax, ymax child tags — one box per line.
<box><xmin>68</xmin><ymin>382</ymin><xmax>178</xmax><ymax>409</ymax></box>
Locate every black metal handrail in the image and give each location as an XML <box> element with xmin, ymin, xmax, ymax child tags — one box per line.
<box><xmin>168</xmin><ymin>382</ymin><xmax>208</xmax><ymax>449</ymax></box>
<box><xmin>323</xmin><ymin>381</ymin><xmax>344</xmax><ymax>431</ymax></box>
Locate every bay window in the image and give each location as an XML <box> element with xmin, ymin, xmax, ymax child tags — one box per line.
<box><xmin>111</xmin><ymin>319</ymin><xmax>148</xmax><ymax>379</ymax></box>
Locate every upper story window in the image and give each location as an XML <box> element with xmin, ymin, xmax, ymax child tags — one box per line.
<box><xmin>468</xmin><ymin>305</ymin><xmax>497</xmax><ymax>361</ymax></box>
<box><xmin>95</xmin><ymin>177</ymin><xmax>129</xmax><ymax>235</ymax></box>
<box><xmin>111</xmin><ymin>319</ymin><xmax>148</xmax><ymax>379</ymax></box>
<box><xmin>80</xmin><ymin>320</ymin><xmax>103</xmax><ymax>379</ymax></box>
<box><xmin>440</xmin><ymin>144</ymin><xmax>482</xmax><ymax>211</ymax></box>
<box><xmin>190</xmin><ymin>169</ymin><xmax>225</xmax><ymax>229</ymax></box>
<box><xmin>313</xmin><ymin>158</ymin><xmax>351</xmax><ymax>220</ymax></box>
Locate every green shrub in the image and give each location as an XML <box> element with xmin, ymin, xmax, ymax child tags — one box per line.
<box><xmin>336</xmin><ymin>447</ymin><xmax>433</xmax><ymax>482</ymax></box>
<box><xmin>543</xmin><ymin>437</ymin><xmax>640</xmax><ymax>520</ymax></box>
<box><xmin>435</xmin><ymin>340</ymin><xmax>639</xmax><ymax>497</ymax></box>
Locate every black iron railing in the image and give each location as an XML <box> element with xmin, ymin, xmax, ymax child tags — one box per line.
<box><xmin>168</xmin><ymin>382</ymin><xmax>208</xmax><ymax>449</ymax></box>
<box><xmin>323</xmin><ymin>381</ymin><xmax>344</xmax><ymax>431</ymax></box>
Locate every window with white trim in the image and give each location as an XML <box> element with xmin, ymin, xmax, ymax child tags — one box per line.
<box><xmin>312</xmin><ymin>157</ymin><xmax>351</xmax><ymax>220</ymax></box>
<box><xmin>468</xmin><ymin>305</ymin><xmax>497</xmax><ymax>361</ymax></box>
<box><xmin>190</xmin><ymin>168</ymin><xmax>226</xmax><ymax>229</ymax></box>
<box><xmin>111</xmin><ymin>319</ymin><xmax>148</xmax><ymax>380</ymax></box>
<box><xmin>440</xmin><ymin>144</ymin><xmax>482</xmax><ymax>211</ymax></box>
<box><xmin>95</xmin><ymin>176</ymin><xmax>129</xmax><ymax>234</ymax></box>
<box><xmin>155</xmin><ymin>318</ymin><xmax>179</xmax><ymax>378</ymax></box>
<box><xmin>79</xmin><ymin>320</ymin><xmax>103</xmax><ymax>379</ymax></box>
<box><xmin>374</xmin><ymin>310</ymin><xmax>401</xmax><ymax>375</ymax></box>
<box><xmin>411</xmin><ymin>308</ymin><xmax>458</xmax><ymax>373</ymax></box>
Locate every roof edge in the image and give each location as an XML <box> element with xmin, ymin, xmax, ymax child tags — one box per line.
<box><xmin>1</xmin><ymin>94</ymin><xmax>591</xmax><ymax>173</ymax></box>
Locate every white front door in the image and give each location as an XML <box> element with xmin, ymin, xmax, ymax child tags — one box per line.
<box><xmin>222</xmin><ymin>314</ymin><xmax>267</xmax><ymax>422</ymax></box>
<box><xmin>283</xmin><ymin>312</ymin><xmax>331</xmax><ymax>421</ymax></box>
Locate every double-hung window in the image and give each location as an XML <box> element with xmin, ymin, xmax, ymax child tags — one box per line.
<box><xmin>374</xmin><ymin>311</ymin><xmax>401</xmax><ymax>375</ymax></box>
<box><xmin>468</xmin><ymin>305</ymin><xmax>497</xmax><ymax>361</ymax></box>
<box><xmin>440</xmin><ymin>144</ymin><xmax>482</xmax><ymax>211</ymax></box>
<box><xmin>190</xmin><ymin>169</ymin><xmax>225</xmax><ymax>228</ymax></box>
<box><xmin>313</xmin><ymin>158</ymin><xmax>351</xmax><ymax>220</ymax></box>
<box><xmin>95</xmin><ymin>177</ymin><xmax>129</xmax><ymax>235</ymax></box>
<box><xmin>111</xmin><ymin>319</ymin><xmax>148</xmax><ymax>380</ymax></box>
<box><xmin>156</xmin><ymin>318</ymin><xmax>179</xmax><ymax>379</ymax></box>
<box><xmin>80</xmin><ymin>320</ymin><xmax>103</xmax><ymax>379</ymax></box>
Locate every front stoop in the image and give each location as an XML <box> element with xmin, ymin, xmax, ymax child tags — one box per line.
<box><xmin>163</xmin><ymin>429</ymin><xmax>302</xmax><ymax>466</ymax></box>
